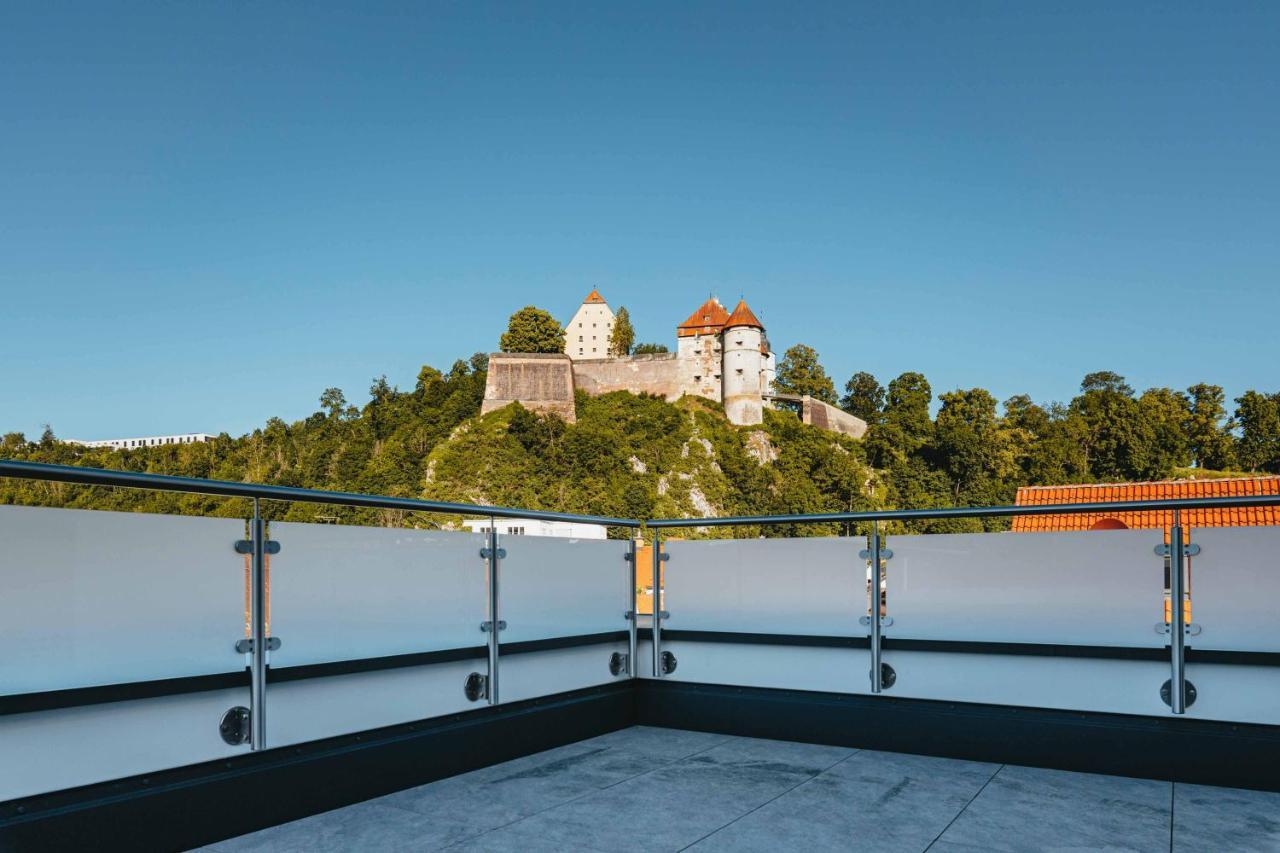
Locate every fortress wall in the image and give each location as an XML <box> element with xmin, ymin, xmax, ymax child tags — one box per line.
<box><xmin>801</xmin><ymin>396</ymin><xmax>868</xmax><ymax>439</ymax></box>
<box><xmin>481</xmin><ymin>353</ymin><xmax>577</xmax><ymax>422</ymax></box>
<box><xmin>571</xmin><ymin>354</ymin><xmax>684</xmax><ymax>401</ymax></box>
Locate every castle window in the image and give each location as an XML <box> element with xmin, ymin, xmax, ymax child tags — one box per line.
<box><xmin>736</xmin><ymin>369</ymin><xmax>744</xmax><ymax>375</ymax></box>
<box><xmin>579</xmin><ymin>348</ymin><xmax>584</xmax><ymax>354</ymax></box>
<box><xmin>694</xmin><ymin>375</ymin><xmax>701</xmax><ymax>382</ymax></box>
<box><xmin>579</xmin><ymin>336</ymin><xmax>583</xmax><ymax>342</ymax></box>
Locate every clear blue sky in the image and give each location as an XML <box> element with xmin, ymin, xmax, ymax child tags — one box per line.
<box><xmin>3</xmin><ymin>2</ymin><xmax>1277</xmax><ymax>440</ymax></box>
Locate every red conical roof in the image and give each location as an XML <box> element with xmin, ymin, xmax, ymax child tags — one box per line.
<box><xmin>724</xmin><ymin>299</ymin><xmax>763</xmax><ymax>330</ymax></box>
<box><xmin>583</xmin><ymin>289</ymin><xmax>607</xmax><ymax>304</ymax></box>
<box><xmin>677</xmin><ymin>297</ymin><xmax>731</xmax><ymax>338</ymax></box>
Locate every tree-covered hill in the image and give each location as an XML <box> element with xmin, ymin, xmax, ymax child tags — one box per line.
<box><xmin>2</xmin><ymin>353</ymin><xmax>1277</xmax><ymax>537</ymax></box>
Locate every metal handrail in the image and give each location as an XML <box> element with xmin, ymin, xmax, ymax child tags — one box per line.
<box><xmin>0</xmin><ymin>459</ymin><xmax>643</xmax><ymax>528</ymax></box>
<box><xmin>646</xmin><ymin>493</ymin><xmax>1280</xmax><ymax>528</ymax></box>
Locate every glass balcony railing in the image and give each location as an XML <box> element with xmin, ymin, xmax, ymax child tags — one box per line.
<box><xmin>1</xmin><ymin>458</ymin><xmax>1277</xmax><ymax>819</ymax></box>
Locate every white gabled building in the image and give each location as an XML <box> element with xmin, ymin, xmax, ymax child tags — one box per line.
<box><xmin>563</xmin><ymin>289</ymin><xmax>616</xmax><ymax>360</ymax></box>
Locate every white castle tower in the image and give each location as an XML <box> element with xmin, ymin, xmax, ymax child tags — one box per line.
<box><xmin>720</xmin><ymin>299</ymin><xmax>766</xmax><ymax>425</ymax></box>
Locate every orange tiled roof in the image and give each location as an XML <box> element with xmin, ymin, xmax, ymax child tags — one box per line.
<box><xmin>677</xmin><ymin>297</ymin><xmax>730</xmax><ymax>338</ymax></box>
<box><xmin>724</xmin><ymin>299</ymin><xmax>764</xmax><ymax>330</ymax></box>
<box><xmin>583</xmin><ymin>289</ymin><xmax>607</xmax><ymax>304</ymax></box>
<box><xmin>1012</xmin><ymin>477</ymin><xmax>1280</xmax><ymax>534</ymax></box>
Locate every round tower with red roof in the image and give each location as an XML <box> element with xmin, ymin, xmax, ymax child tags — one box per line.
<box><xmin>721</xmin><ymin>298</ymin><xmax>766</xmax><ymax>425</ymax></box>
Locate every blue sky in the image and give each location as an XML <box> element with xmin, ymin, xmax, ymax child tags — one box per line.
<box><xmin>2</xmin><ymin>2</ymin><xmax>1277</xmax><ymax>440</ymax></box>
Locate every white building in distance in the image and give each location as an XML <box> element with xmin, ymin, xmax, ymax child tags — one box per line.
<box><xmin>563</xmin><ymin>289</ymin><xmax>616</xmax><ymax>360</ymax></box>
<box><xmin>462</xmin><ymin>518</ymin><xmax>607</xmax><ymax>539</ymax></box>
<box><xmin>66</xmin><ymin>433</ymin><xmax>215</xmax><ymax>451</ymax></box>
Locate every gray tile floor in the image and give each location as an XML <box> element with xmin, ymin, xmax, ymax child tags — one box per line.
<box><xmin>203</xmin><ymin>726</ymin><xmax>1280</xmax><ymax>852</ymax></box>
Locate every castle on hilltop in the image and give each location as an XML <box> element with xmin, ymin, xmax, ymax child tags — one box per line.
<box><xmin>483</xmin><ymin>290</ymin><xmax>866</xmax><ymax>437</ymax></box>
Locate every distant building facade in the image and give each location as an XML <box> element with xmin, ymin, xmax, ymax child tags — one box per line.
<box><xmin>563</xmin><ymin>289</ymin><xmax>616</xmax><ymax>360</ymax></box>
<box><xmin>462</xmin><ymin>518</ymin><xmax>607</xmax><ymax>539</ymax></box>
<box><xmin>484</xmin><ymin>290</ymin><xmax>866</xmax><ymax>437</ymax></box>
<box><xmin>67</xmin><ymin>433</ymin><xmax>215</xmax><ymax>451</ymax></box>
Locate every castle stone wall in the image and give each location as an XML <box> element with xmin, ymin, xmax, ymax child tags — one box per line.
<box><xmin>481</xmin><ymin>353</ymin><xmax>577</xmax><ymax>422</ymax></box>
<box><xmin>801</xmin><ymin>396</ymin><xmax>868</xmax><ymax>439</ymax></box>
<box><xmin>571</xmin><ymin>353</ymin><xmax>684</xmax><ymax>400</ymax></box>
<box><xmin>676</xmin><ymin>335</ymin><xmax>722</xmax><ymax>401</ymax></box>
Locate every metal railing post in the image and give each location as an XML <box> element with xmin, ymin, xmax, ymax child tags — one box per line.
<box><xmin>1169</xmin><ymin>510</ymin><xmax>1187</xmax><ymax>714</ymax></box>
<box><xmin>627</xmin><ymin>537</ymin><xmax>638</xmax><ymax>677</ymax></box>
<box><xmin>869</xmin><ymin>522</ymin><xmax>883</xmax><ymax>694</ymax></box>
<box><xmin>651</xmin><ymin>530</ymin><xmax>663</xmax><ymax>679</ymax></box>
<box><xmin>249</xmin><ymin>498</ymin><xmax>268</xmax><ymax>750</ymax></box>
<box><xmin>486</xmin><ymin>517</ymin><xmax>501</xmax><ymax>705</ymax></box>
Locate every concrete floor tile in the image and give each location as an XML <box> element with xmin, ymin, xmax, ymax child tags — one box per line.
<box><xmin>686</xmin><ymin>735</ymin><xmax>856</xmax><ymax>778</ymax></box>
<box><xmin>1173</xmin><ymin>782</ymin><xmax>1280</xmax><ymax>853</ymax></box>
<box><xmin>376</xmin><ymin>739</ymin><xmax>655</xmax><ymax>830</ymax></box>
<box><xmin>575</xmin><ymin>724</ymin><xmax>733</xmax><ymax>761</ymax></box>
<box><xmin>688</xmin><ymin>749</ymin><xmax>999</xmax><ymax>853</ymax></box>
<box><xmin>495</xmin><ymin>757</ymin><xmax>812</xmax><ymax>850</ymax></box>
<box><xmin>936</xmin><ymin>764</ymin><xmax>1172</xmax><ymax>853</ymax></box>
<box><xmin>210</xmin><ymin>800</ymin><xmax>477</xmax><ymax>852</ymax></box>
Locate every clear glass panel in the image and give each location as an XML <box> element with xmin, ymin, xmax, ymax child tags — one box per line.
<box><xmin>499</xmin><ymin>535</ymin><xmax>629</xmax><ymax>643</ymax></box>
<box><xmin>664</xmin><ymin>537</ymin><xmax>860</xmax><ymax>635</ymax></box>
<box><xmin>1188</xmin><ymin>526</ymin><xmax>1280</xmax><ymax>653</ymax></box>
<box><xmin>0</xmin><ymin>505</ymin><xmax>246</xmax><ymax>692</ymax></box>
<box><xmin>268</xmin><ymin>523</ymin><xmax>487</xmax><ymax>667</ymax></box>
<box><xmin>887</xmin><ymin>529</ymin><xmax>1163</xmax><ymax>647</ymax></box>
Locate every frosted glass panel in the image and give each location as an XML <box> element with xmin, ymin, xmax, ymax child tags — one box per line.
<box><xmin>499</xmin><ymin>536</ymin><xmax>629</xmax><ymax>643</ymax></box>
<box><xmin>1190</xmin><ymin>526</ymin><xmax>1280</xmax><ymax>652</ymax></box>
<box><xmin>0</xmin><ymin>505</ymin><xmax>247</xmax><ymax>693</ymax></box>
<box><xmin>887</xmin><ymin>529</ymin><xmax>1163</xmax><ymax>647</ymax></box>
<box><xmin>665</xmin><ymin>537</ymin><xmax>861</xmax><ymax>635</ymax></box>
<box><xmin>269</xmin><ymin>523</ymin><xmax>487</xmax><ymax>667</ymax></box>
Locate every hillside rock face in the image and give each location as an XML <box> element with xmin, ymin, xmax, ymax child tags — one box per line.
<box><xmin>422</xmin><ymin>392</ymin><xmax>871</xmax><ymax>532</ymax></box>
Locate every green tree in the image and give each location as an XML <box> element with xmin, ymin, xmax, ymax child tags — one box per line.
<box><xmin>500</xmin><ymin>306</ymin><xmax>565</xmax><ymax>353</ymax></box>
<box><xmin>609</xmin><ymin>307</ymin><xmax>635</xmax><ymax>357</ymax></box>
<box><xmin>632</xmin><ymin>342</ymin><xmax>669</xmax><ymax>354</ymax></box>
<box><xmin>863</xmin><ymin>372</ymin><xmax>932</xmax><ymax>468</ymax></box>
<box><xmin>1070</xmin><ymin>372</ymin><xmax>1157</xmax><ymax>480</ymax></box>
<box><xmin>774</xmin><ymin>344</ymin><xmax>837</xmax><ymax>404</ymax></box>
<box><xmin>39</xmin><ymin>424</ymin><xmax>56</xmax><ymax>446</ymax></box>
<box><xmin>841</xmin><ymin>371</ymin><xmax>884</xmax><ymax>422</ymax></box>
<box><xmin>319</xmin><ymin>388</ymin><xmax>347</xmax><ymax>418</ymax></box>
<box><xmin>1234</xmin><ymin>391</ymin><xmax>1280</xmax><ymax>473</ymax></box>
<box><xmin>1186</xmin><ymin>383</ymin><xmax>1234</xmax><ymax>469</ymax></box>
<box><xmin>1137</xmin><ymin>387</ymin><xmax>1191</xmax><ymax>475</ymax></box>
<box><xmin>1002</xmin><ymin>396</ymin><xmax>1088</xmax><ymax>485</ymax></box>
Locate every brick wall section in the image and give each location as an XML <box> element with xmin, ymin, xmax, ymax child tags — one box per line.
<box><xmin>481</xmin><ymin>353</ymin><xmax>578</xmax><ymax>422</ymax></box>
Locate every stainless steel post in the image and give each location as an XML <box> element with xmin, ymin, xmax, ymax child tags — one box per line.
<box><xmin>1169</xmin><ymin>511</ymin><xmax>1186</xmax><ymax>714</ymax></box>
<box><xmin>651</xmin><ymin>530</ymin><xmax>663</xmax><ymax>679</ymax></box>
<box><xmin>249</xmin><ymin>498</ymin><xmax>268</xmax><ymax>750</ymax></box>
<box><xmin>869</xmin><ymin>522</ymin><xmax>883</xmax><ymax>694</ymax></box>
<box><xmin>628</xmin><ymin>537</ymin><xmax>638</xmax><ymax>677</ymax></box>
<box><xmin>486</xmin><ymin>517</ymin><xmax>501</xmax><ymax>705</ymax></box>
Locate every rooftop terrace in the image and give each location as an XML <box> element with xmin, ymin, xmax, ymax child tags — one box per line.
<box><xmin>206</xmin><ymin>726</ymin><xmax>1279</xmax><ymax>852</ymax></box>
<box><xmin>1</xmin><ymin>460</ymin><xmax>1278</xmax><ymax>851</ymax></box>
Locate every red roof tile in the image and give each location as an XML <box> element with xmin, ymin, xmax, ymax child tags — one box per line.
<box><xmin>1012</xmin><ymin>477</ymin><xmax>1280</xmax><ymax>533</ymax></box>
<box><xmin>583</xmin><ymin>289</ymin><xmax>607</xmax><ymax>304</ymax></box>
<box><xmin>677</xmin><ymin>297</ymin><xmax>731</xmax><ymax>338</ymax></box>
<box><xmin>724</xmin><ymin>299</ymin><xmax>763</xmax><ymax>330</ymax></box>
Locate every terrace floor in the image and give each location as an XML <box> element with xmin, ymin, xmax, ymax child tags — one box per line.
<box><xmin>202</xmin><ymin>726</ymin><xmax>1280</xmax><ymax>852</ymax></box>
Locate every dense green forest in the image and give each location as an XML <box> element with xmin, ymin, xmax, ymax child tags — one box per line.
<box><xmin>3</xmin><ymin>343</ymin><xmax>1278</xmax><ymax>536</ymax></box>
